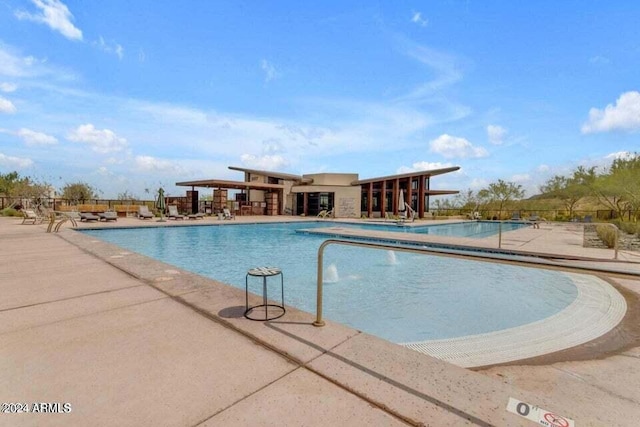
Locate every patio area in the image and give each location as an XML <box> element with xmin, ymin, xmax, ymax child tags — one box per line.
<box><xmin>1</xmin><ymin>216</ymin><xmax>639</xmax><ymax>426</ymax></box>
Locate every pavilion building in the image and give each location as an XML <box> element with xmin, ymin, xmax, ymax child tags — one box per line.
<box><xmin>176</xmin><ymin>165</ymin><xmax>460</xmax><ymax>218</ymax></box>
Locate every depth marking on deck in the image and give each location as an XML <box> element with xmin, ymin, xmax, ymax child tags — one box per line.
<box><xmin>506</xmin><ymin>397</ymin><xmax>574</xmax><ymax>427</ymax></box>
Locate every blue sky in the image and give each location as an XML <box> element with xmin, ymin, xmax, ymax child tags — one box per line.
<box><xmin>1</xmin><ymin>1</ymin><xmax>639</xmax><ymax>199</ymax></box>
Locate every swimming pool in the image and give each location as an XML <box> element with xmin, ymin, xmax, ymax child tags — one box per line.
<box><xmin>82</xmin><ymin>222</ymin><xmax>579</xmax><ymax>343</ymax></box>
<box><xmin>338</xmin><ymin>220</ymin><xmax>528</xmax><ymax>238</ymax></box>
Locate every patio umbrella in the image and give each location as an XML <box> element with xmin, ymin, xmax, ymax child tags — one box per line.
<box><xmin>156</xmin><ymin>187</ymin><xmax>166</xmax><ymax>222</ymax></box>
<box><xmin>398</xmin><ymin>189</ymin><xmax>406</xmax><ymax>213</ymax></box>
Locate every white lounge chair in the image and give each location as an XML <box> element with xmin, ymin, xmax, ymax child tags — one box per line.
<box><xmin>167</xmin><ymin>205</ymin><xmax>185</xmax><ymax>220</ymax></box>
<box><xmin>21</xmin><ymin>209</ymin><xmax>43</xmax><ymax>224</ymax></box>
<box><xmin>317</xmin><ymin>209</ymin><xmax>332</xmax><ymax>219</ymax></box>
<box><xmin>223</xmin><ymin>208</ymin><xmax>235</xmax><ymax>220</ymax></box>
<box><xmin>138</xmin><ymin>205</ymin><xmax>154</xmax><ymax>219</ymax></box>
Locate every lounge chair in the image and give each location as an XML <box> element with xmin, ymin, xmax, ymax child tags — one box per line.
<box><xmin>138</xmin><ymin>205</ymin><xmax>154</xmax><ymax>219</ymax></box>
<box><xmin>223</xmin><ymin>208</ymin><xmax>235</xmax><ymax>220</ymax></box>
<box><xmin>188</xmin><ymin>212</ymin><xmax>205</xmax><ymax>220</ymax></box>
<box><xmin>21</xmin><ymin>209</ymin><xmax>44</xmax><ymax>224</ymax></box>
<box><xmin>98</xmin><ymin>211</ymin><xmax>118</xmax><ymax>222</ymax></box>
<box><xmin>167</xmin><ymin>205</ymin><xmax>185</xmax><ymax>220</ymax></box>
<box><xmin>511</xmin><ymin>212</ymin><xmax>521</xmax><ymax>220</ymax></box>
<box><xmin>80</xmin><ymin>212</ymin><xmax>100</xmax><ymax>222</ymax></box>
<box><xmin>317</xmin><ymin>209</ymin><xmax>332</xmax><ymax>219</ymax></box>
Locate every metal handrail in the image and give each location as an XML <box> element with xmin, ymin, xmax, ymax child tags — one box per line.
<box><xmin>313</xmin><ymin>238</ymin><xmax>511</xmax><ymax>327</ymax></box>
<box><xmin>582</xmin><ymin>222</ymin><xmax>620</xmax><ymax>260</ymax></box>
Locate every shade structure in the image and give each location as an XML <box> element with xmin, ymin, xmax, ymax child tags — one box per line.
<box><xmin>155</xmin><ymin>187</ymin><xmax>166</xmax><ymax>221</ymax></box>
<box><xmin>398</xmin><ymin>189</ymin><xmax>406</xmax><ymax>212</ymax></box>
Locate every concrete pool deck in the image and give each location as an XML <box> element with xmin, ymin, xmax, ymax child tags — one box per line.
<box><xmin>1</xmin><ymin>216</ymin><xmax>640</xmax><ymax>426</ymax></box>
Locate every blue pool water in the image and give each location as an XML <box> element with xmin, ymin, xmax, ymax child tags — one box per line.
<box><xmin>81</xmin><ymin>222</ymin><xmax>578</xmax><ymax>342</ymax></box>
<box><xmin>339</xmin><ymin>220</ymin><xmax>528</xmax><ymax>238</ymax></box>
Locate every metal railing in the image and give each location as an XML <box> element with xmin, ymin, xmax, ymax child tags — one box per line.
<box><xmin>312</xmin><ymin>238</ymin><xmax>510</xmax><ymax>327</ymax></box>
<box><xmin>312</xmin><ymin>227</ymin><xmax>625</xmax><ymax>327</ymax></box>
<box><xmin>581</xmin><ymin>222</ymin><xmax>620</xmax><ymax>260</ymax></box>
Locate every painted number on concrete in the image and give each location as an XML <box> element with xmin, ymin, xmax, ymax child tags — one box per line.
<box><xmin>506</xmin><ymin>398</ymin><xmax>575</xmax><ymax>427</ymax></box>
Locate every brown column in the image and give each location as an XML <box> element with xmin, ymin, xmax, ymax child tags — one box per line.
<box><xmin>303</xmin><ymin>192</ymin><xmax>308</xmax><ymax>216</ymax></box>
<box><xmin>418</xmin><ymin>174</ymin><xmax>425</xmax><ymax>218</ymax></box>
<box><xmin>367</xmin><ymin>182</ymin><xmax>373</xmax><ymax>218</ymax></box>
<box><xmin>393</xmin><ymin>179</ymin><xmax>399</xmax><ymax>215</ymax></box>
<box><xmin>380</xmin><ymin>180</ymin><xmax>386</xmax><ymax>217</ymax></box>
<box><xmin>406</xmin><ymin>178</ymin><xmax>412</xmax><ymax>212</ymax></box>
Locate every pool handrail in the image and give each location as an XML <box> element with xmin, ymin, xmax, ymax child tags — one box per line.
<box><xmin>313</xmin><ymin>228</ymin><xmax>624</xmax><ymax>327</ymax></box>
<box><xmin>313</xmin><ymin>238</ymin><xmax>522</xmax><ymax>327</ymax></box>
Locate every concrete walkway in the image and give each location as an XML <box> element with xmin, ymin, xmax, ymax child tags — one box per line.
<box><xmin>1</xmin><ymin>216</ymin><xmax>640</xmax><ymax>426</ymax></box>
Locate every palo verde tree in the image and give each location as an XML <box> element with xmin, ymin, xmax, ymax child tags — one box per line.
<box><xmin>452</xmin><ymin>189</ymin><xmax>479</xmax><ymax>211</ymax></box>
<box><xmin>592</xmin><ymin>153</ymin><xmax>640</xmax><ymax>221</ymax></box>
<box><xmin>540</xmin><ymin>166</ymin><xmax>596</xmax><ymax>219</ymax></box>
<box><xmin>60</xmin><ymin>182</ymin><xmax>99</xmax><ymax>205</ymax></box>
<box><xmin>477</xmin><ymin>179</ymin><xmax>525</xmax><ymax>219</ymax></box>
<box><xmin>0</xmin><ymin>171</ymin><xmax>51</xmax><ymax>207</ymax></box>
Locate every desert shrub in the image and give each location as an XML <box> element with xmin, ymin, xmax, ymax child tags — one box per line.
<box><xmin>0</xmin><ymin>207</ymin><xmax>20</xmax><ymax>217</ymax></box>
<box><xmin>596</xmin><ymin>225</ymin><xmax>618</xmax><ymax>248</ymax></box>
<box><xmin>610</xmin><ymin>219</ymin><xmax>639</xmax><ymax>235</ymax></box>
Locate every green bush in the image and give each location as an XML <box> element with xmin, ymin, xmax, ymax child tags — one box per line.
<box><xmin>610</xmin><ymin>219</ymin><xmax>639</xmax><ymax>235</ymax></box>
<box><xmin>596</xmin><ymin>225</ymin><xmax>618</xmax><ymax>248</ymax></box>
<box><xmin>0</xmin><ymin>207</ymin><xmax>20</xmax><ymax>217</ymax></box>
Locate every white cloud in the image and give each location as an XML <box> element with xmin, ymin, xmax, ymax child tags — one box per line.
<box><xmin>67</xmin><ymin>124</ymin><xmax>128</xmax><ymax>153</ymax></box>
<box><xmin>510</xmin><ymin>173</ymin><xmax>531</xmax><ymax>183</ymax></box>
<box><xmin>0</xmin><ymin>152</ymin><xmax>33</xmax><ymax>168</ymax></box>
<box><xmin>94</xmin><ymin>37</ymin><xmax>124</xmax><ymax>60</ymax></box>
<box><xmin>0</xmin><ymin>44</ymin><xmax>54</xmax><ymax>79</ymax></box>
<box><xmin>581</xmin><ymin>91</ymin><xmax>640</xmax><ymax>133</ymax></box>
<box><xmin>15</xmin><ymin>0</ymin><xmax>83</xmax><ymax>41</ymax></box>
<box><xmin>397</xmin><ymin>43</ymin><xmax>463</xmax><ymax>100</ymax></box>
<box><xmin>605</xmin><ymin>151</ymin><xmax>634</xmax><ymax>160</ymax></box>
<box><xmin>411</xmin><ymin>12</ymin><xmax>428</xmax><ymax>27</ymax></box>
<box><xmin>487</xmin><ymin>124</ymin><xmax>507</xmax><ymax>145</ymax></box>
<box><xmin>17</xmin><ymin>128</ymin><xmax>58</xmax><ymax>146</ymax></box>
<box><xmin>0</xmin><ymin>83</ymin><xmax>17</xmax><ymax>92</ymax></box>
<box><xmin>537</xmin><ymin>164</ymin><xmax>550</xmax><ymax>173</ymax></box>
<box><xmin>429</xmin><ymin>134</ymin><xmax>488</xmax><ymax>159</ymax></box>
<box><xmin>134</xmin><ymin>155</ymin><xmax>185</xmax><ymax>174</ymax></box>
<box><xmin>240</xmin><ymin>154</ymin><xmax>289</xmax><ymax>170</ymax></box>
<box><xmin>469</xmin><ymin>178</ymin><xmax>488</xmax><ymax>190</ymax></box>
<box><xmin>96</xmin><ymin>166</ymin><xmax>111</xmax><ymax>176</ymax></box>
<box><xmin>0</xmin><ymin>96</ymin><xmax>17</xmax><ymax>113</ymax></box>
<box><xmin>589</xmin><ymin>55</ymin><xmax>610</xmax><ymax>65</ymax></box>
<box><xmin>261</xmin><ymin>59</ymin><xmax>280</xmax><ymax>82</ymax></box>
<box><xmin>396</xmin><ymin>161</ymin><xmax>455</xmax><ymax>174</ymax></box>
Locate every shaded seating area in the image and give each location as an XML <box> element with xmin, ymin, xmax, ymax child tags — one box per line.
<box><xmin>138</xmin><ymin>205</ymin><xmax>154</xmax><ymax>219</ymax></box>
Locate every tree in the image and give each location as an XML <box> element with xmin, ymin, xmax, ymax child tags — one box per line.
<box><xmin>540</xmin><ymin>166</ymin><xmax>595</xmax><ymax>219</ymax></box>
<box><xmin>592</xmin><ymin>154</ymin><xmax>640</xmax><ymax>221</ymax></box>
<box><xmin>477</xmin><ymin>180</ymin><xmax>525</xmax><ymax>218</ymax></box>
<box><xmin>117</xmin><ymin>190</ymin><xmax>138</xmax><ymax>200</ymax></box>
<box><xmin>60</xmin><ymin>182</ymin><xmax>98</xmax><ymax>204</ymax></box>
<box><xmin>452</xmin><ymin>189</ymin><xmax>479</xmax><ymax>210</ymax></box>
<box><xmin>1</xmin><ymin>171</ymin><xmax>51</xmax><ymax>207</ymax></box>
